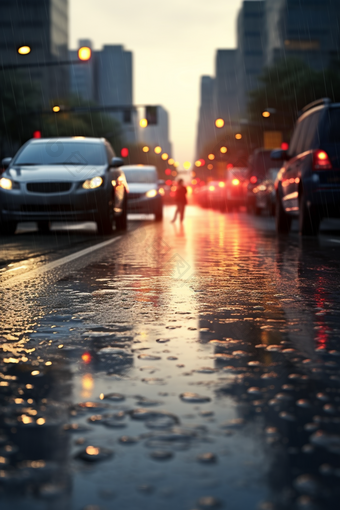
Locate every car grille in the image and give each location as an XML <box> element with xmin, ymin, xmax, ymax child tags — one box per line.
<box><xmin>128</xmin><ymin>192</ymin><xmax>144</xmax><ymax>200</ymax></box>
<box><xmin>27</xmin><ymin>182</ymin><xmax>72</xmax><ymax>193</ymax></box>
<box><xmin>21</xmin><ymin>204</ymin><xmax>79</xmax><ymax>213</ymax></box>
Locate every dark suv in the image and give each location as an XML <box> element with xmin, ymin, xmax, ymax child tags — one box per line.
<box><xmin>272</xmin><ymin>98</ymin><xmax>340</xmax><ymax>235</ymax></box>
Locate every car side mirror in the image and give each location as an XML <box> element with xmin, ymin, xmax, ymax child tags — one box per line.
<box><xmin>158</xmin><ymin>179</ymin><xmax>165</xmax><ymax>186</ymax></box>
<box><xmin>271</xmin><ymin>149</ymin><xmax>288</xmax><ymax>161</ymax></box>
<box><xmin>110</xmin><ymin>157</ymin><xmax>124</xmax><ymax>168</ymax></box>
<box><xmin>1</xmin><ymin>157</ymin><xmax>12</xmax><ymax>169</ymax></box>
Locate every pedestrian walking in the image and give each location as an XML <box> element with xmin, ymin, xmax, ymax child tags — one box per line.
<box><xmin>171</xmin><ymin>179</ymin><xmax>187</xmax><ymax>223</ymax></box>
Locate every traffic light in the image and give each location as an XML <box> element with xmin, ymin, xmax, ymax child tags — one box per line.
<box><xmin>145</xmin><ymin>106</ymin><xmax>157</xmax><ymax>125</ymax></box>
<box><xmin>33</xmin><ymin>130</ymin><xmax>41</xmax><ymax>138</ymax></box>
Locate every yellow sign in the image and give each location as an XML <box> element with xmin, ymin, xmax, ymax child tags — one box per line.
<box><xmin>264</xmin><ymin>131</ymin><xmax>282</xmax><ymax>149</ymax></box>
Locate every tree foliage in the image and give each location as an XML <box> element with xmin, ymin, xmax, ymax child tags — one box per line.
<box><xmin>248</xmin><ymin>57</ymin><xmax>340</xmax><ymax>131</ymax></box>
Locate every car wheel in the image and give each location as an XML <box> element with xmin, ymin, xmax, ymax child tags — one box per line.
<box><xmin>97</xmin><ymin>197</ymin><xmax>114</xmax><ymax>235</ymax></box>
<box><xmin>299</xmin><ymin>193</ymin><xmax>320</xmax><ymax>236</ymax></box>
<box><xmin>37</xmin><ymin>220</ymin><xmax>50</xmax><ymax>234</ymax></box>
<box><xmin>276</xmin><ymin>193</ymin><xmax>291</xmax><ymax>234</ymax></box>
<box><xmin>0</xmin><ymin>221</ymin><xmax>17</xmax><ymax>236</ymax></box>
<box><xmin>155</xmin><ymin>207</ymin><xmax>163</xmax><ymax>221</ymax></box>
<box><xmin>116</xmin><ymin>193</ymin><xmax>127</xmax><ymax>231</ymax></box>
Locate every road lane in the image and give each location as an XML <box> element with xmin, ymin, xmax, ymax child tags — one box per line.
<box><xmin>1</xmin><ymin>206</ymin><xmax>340</xmax><ymax>510</ymax></box>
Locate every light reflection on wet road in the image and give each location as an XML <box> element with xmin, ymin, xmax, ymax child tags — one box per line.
<box><xmin>1</xmin><ymin>207</ymin><xmax>340</xmax><ymax>510</ymax></box>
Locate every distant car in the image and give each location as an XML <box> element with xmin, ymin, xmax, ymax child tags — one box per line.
<box><xmin>273</xmin><ymin>98</ymin><xmax>340</xmax><ymax>235</ymax></box>
<box><xmin>0</xmin><ymin>137</ymin><xmax>128</xmax><ymax>235</ymax></box>
<box><xmin>247</xmin><ymin>149</ymin><xmax>282</xmax><ymax>214</ymax></box>
<box><xmin>123</xmin><ymin>165</ymin><xmax>163</xmax><ymax>221</ymax></box>
<box><xmin>224</xmin><ymin>167</ymin><xmax>248</xmax><ymax>211</ymax></box>
<box><xmin>197</xmin><ymin>181</ymin><xmax>226</xmax><ymax>210</ymax></box>
<box><xmin>253</xmin><ymin>168</ymin><xmax>280</xmax><ymax>216</ymax></box>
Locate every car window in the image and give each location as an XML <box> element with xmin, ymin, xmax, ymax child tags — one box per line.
<box><xmin>324</xmin><ymin>108</ymin><xmax>340</xmax><ymax>143</ymax></box>
<box><xmin>123</xmin><ymin>169</ymin><xmax>157</xmax><ymax>183</ymax></box>
<box><xmin>301</xmin><ymin>112</ymin><xmax>320</xmax><ymax>151</ymax></box>
<box><xmin>105</xmin><ymin>143</ymin><xmax>115</xmax><ymax>163</ymax></box>
<box><xmin>288</xmin><ymin>120</ymin><xmax>304</xmax><ymax>157</ymax></box>
<box><xmin>14</xmin><ymin>141</ymin><xmax>106</xmax><ymax>166</ymax></box>
<box><xmin>295</xmin><ymin>118</ymin><xmax>310</xmax><ymax>155</ymax></box>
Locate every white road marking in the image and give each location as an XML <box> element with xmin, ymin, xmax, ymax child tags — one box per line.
<box><xmin>328</xmin><ymin>239</ymin><xmax>340</xmax><ymax>244</ymax></box>
<box><xmin>2</xmin><ymin>236</ymin><xmax>121</xmax><ymax>287</ymax></box>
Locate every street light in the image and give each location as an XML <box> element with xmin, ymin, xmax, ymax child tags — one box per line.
<box><xmin>18</xmin><ymin>46</ymin><xmax>31</xmax><ymax>55</ymax></box>
<box><xmin>235</xmin><ymin>133</ymin><xmax>242</xmax><ymax>140</ymax></box>
<box><xmin>52</xmin><ymin>105</ymin><xmax>61</xmax><ymax>113</ymax></box>
<box><xmin>262</xmin><ymin>111</ymin><xmax>271</xmax><ymax>118</ymax></box>
<box><xmin>78</xmin><ymin>46</ymin><xmax>91</xmax><ymax>61</ymax></box>
<box><xmin>154</xmin><ymin>146</ymin><xmax>162</xmax><ymax>154</ymax></box>
<box><xmin>220</xmin><ymin>146</ymin><xmax>227</xmax><ymax>154</ymax></box>
<box><xmin>208</xmin><ymin>154</ymin><xmax>215</xmax><ymax>161</ymax></box>
<box><xmin>215</xmin><ymin>118</ymin><xmax>224</xmax><ymax>128</ymax></box>
<box><xmin>142</xmin><ymin>146</ymin><xmax>150</xmax><ymax>153</ymax></box>
<box><xmin>161</xmin><ymin>153</ymin><xmax>169</xmax><ymax>161</ymax></box>
<box><xmin>140</xmin><ymin>118</ymin><xmax>148</xmax><ymax>128</ymax></box>
<box><xmin>183</xmin><ymin>161</ymin><xmax>191</xmax><ymax>170</ymax></box>
<box><xmin>168</xmin><ymin>158</ymin><xmax>174</xmax><ymax>165</ymax></box>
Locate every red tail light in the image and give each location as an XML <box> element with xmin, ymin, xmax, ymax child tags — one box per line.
<box><xmin>250</xmin><ymin>176</ymin><xmax>257</xmax><ymax>184</ymax></box>
<box><xmin>313</xmin><ymin>150</ymin><xmax>332</xmax><ymax>170</ymax></box>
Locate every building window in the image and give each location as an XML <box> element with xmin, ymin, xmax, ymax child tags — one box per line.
<box><xmin>284</xmin><ymin>40</ymin><xmax>320</xmax><ymax>51</ymax></box>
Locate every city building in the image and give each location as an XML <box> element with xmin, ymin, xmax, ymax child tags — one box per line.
<box><xmin>0</xmin><ymin>0</ymin><xmax>69</xmax><ymax>105</ymax></box>
<box><xmin>69</xmin><ymin>39</ymin><xmax>95</xmax><ymax>102</ymax></box>
<box><xmin>139</xmin><ymin>106</ymin><xmax>172</xmax><ymax>156</ymax></box>
<box><xmin>214</xmin><ymin>50</ymin><xmax>240</xmax><ymax>124</ymax></box>
<box><xmin>265</xmin><ymin>0</ymin><xmax>340</xmax><ymax>70</ymax></box>
<box><xmin>196</xmin><ymin>76</ymin><xmax>215</xmax><ymax>157</ymax></box>
<box><xmin>69</xmin><ymin>42</ymin><xmax>137</xmax><ymax>143</ymax></box>
<box><xmin>236</xmin><ymin>0</ymin><xmax>265</xmax><ymax>114</ymax></box>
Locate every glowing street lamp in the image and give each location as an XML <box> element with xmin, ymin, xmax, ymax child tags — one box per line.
<box><xmin>174</xmin><ymin>162</ymin><xmax>180</xmax><ymax>168</ymax></box>
<box><xmin>161</xmin><ymin>153</ymin><xmax>169</xmax><ymax>161</ymax></box>
<box><xmin>142</xmin><ymin>146</ymin><xmax>150</xmax><ymax>153</ymax></box>
<box><xmin>183</xmin><ymin>161</ymin><xmax>191</xmax><ymax>170</ymax></box>
<box><xmin>140</xmin><ymin>118</ymin><xmax>148</xmax><ymax>128</ymax></box>
<box><xmin>208</xmin><ymin>154</ymin><xmax>215</xmax><ymax>161</ymax></box>
<box><xmin>235</xmin><ymin>133</ymin><xmax>242</xmax><ymax>140</ymax></box>
<box><xmin>52</xmin><ymin>105</ymin><xmax>61</xmax><ymax>113</ymax></box>
<box><xmin>195</xmin><ymin>160</ymin><xmax>202</xmax><ymax>167</ymax></box>
<box><xmin>18</xmin><ymin>46</ymin><xmax>31</xmax><ymax>55</ymax></box>
<box><xmin>168</xmin><ymin>158</ymin><xmax>174</xmax><ymax>165</ymax></box>
<box><xmin>78</xmin><ymin>46</ymin><xmax>92</xmax><ymax>61</ymax></box>
<box><xmin>154</xmin><ymin>146</ymin><xmax>162</xmax><ymax>154</ymax></box>
<box><xmin>215</xmin><ymin>118</ymin><xmax>224</xmax><ymax>128</ymax></box>
<box><xmin>262</xmin><ymin>111</ymin><xmax>271</xmax><ymax>118</ymax></box>
<box><xmin>220</xmin><ymin>146</ymin><xmax>227</xmax><ymax>154</ymax></box>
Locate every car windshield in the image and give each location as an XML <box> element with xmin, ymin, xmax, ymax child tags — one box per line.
<box><xmin>14</xmin><ymin>141</ymin><xmax>106</xmax><ymax>166</ymax></box>
<box><xmin>124</xmin><ymin>169</ymin><xmax>157</xmax><ymax>184</ymax></box>
<box><xmin>249</xmin><ymin>151</ymin><xmax>281</xmax><ymax>177</ymax></box>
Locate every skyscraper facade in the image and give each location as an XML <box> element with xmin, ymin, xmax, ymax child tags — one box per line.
<box><xmin>0</xmin><ymin>0</ymin><xmax>69</xmax><ymax>104</ymax></box>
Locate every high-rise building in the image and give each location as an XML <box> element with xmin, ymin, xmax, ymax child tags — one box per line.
<box><xmin>236</xmin><ymin>1</ymin><xmax>265</xmax><ymax>114</ymax></box>
<box><xmin>69</xmin><ymin>42</ymin><xmax>137</xmax><ymax>143</ymax></box>
<box><xmin>265</xmin><ymin>0</ymin><xmax>340</xmax><ymax>70</ymax></box>
<box><xmin>0</xmin><ymin>0</ymin><xmax>69</xmax><ymax>105</ymax></box>
<box><xmin>214</xmin><ymin>50</ymin><xmax>240</xmax><ymax>124</ymax></box>
<box><xmin>69</xmin><ymin>39</ymin><xmax>95</xmax><ymax>102</ymax></box>
<box><xmin>196</xmin><ymin>76</ymin><xmax>215</xmax><ymax>157</ymax></box>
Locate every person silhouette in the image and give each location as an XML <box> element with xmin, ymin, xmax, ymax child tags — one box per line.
<box><xmin>171</xmin><ymin>179</ymin><xmax>187</xmax><ymax>223</ymax></box>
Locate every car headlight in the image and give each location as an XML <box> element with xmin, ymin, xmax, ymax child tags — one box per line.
<box><xmin>0</xmin><ymin>177</ymin><xmax>19</xmax><ymax>190</ymax></box>
<box><xmin>82</xmin><ymin>176</ymin><xmax>103</xmax><ymax>189</ymax></box>
<box><xmin>146</xmin><ymin>189</ymin><xmax>158</xmax><ymax>198</ymax></box>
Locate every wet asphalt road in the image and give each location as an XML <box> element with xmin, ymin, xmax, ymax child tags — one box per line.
<box><xmin>1</xmin><ymin>206</ymin><xmax>340</xmax><ymax>510</ymax></box>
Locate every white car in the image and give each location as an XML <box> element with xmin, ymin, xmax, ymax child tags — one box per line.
<box><xmin>124</xmin><ymin>165</ymin><xmax>163</xmax><ymax>221</ymax></box>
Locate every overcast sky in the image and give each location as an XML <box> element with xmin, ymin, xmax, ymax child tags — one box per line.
<box><xmin>70</xmin><ymin>0</ymin><xmax>245</xmax><ymax>164</ymax></box>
